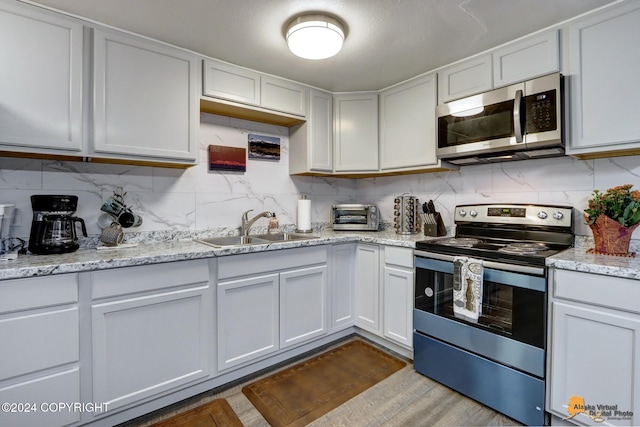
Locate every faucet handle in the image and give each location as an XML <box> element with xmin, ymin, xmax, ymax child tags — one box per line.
<box><xmin>242</xmin><ymin>209</ymin><xmax>253</xmax><ymax>220</ymax></box>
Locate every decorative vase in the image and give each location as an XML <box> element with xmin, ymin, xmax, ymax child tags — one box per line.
<box><xmin>586</xmin><ymin>214</ymin><xmax>639</xmax><ymax>255</ymax></box>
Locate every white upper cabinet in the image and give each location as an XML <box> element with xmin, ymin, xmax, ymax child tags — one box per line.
<box><xmin>289</xmin><ymin>88</ymin><xmax>333</xmax><ymax>174</ymax></box>
<box><xmin>567</xmin><ymin>1</ymin><xmax>640</xmax><ymax>156</ymax></box>
<box><xmin>203</xmin><ymin>59</ymin><xmax>306</xmax><ymax>117</ymax></box>
<box><xmin>92</xmin><ymin>28</ymin><xmax>199</xmax><ymax>163</ymax></box>
<box><xmin>0</xmin><ymin>1</ymin><xmax>83</xmax><ymax>153</ymax></box>
<box><xmin>261</xmin><ymin>75</ymin><xmax>307</xmax><ymax>116</ymax></box>
<box><xmin>438</xmin><ymin>54</ymin><xmax>493</xmax><ymax>104</ymax></box>
<box><xmin>203</xmin><ymin>58</ymin><xmax>261</xmax><ymax>106</ymax></box>
<box><xmin>379</xmin><ymin>73</ymin><xmax>438</xmax><ymax>170</ymax></box>
<box><xmin>333</xmin><ymin>93</ymin><xmax>379</xmax><ymax>172</ymax></box>
<box><xmin>493</xmin><ymin>30</ymin><xmax>559</xmax><ymax>87</ymax></box>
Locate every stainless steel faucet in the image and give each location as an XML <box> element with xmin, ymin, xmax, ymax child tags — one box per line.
<box><xmin>241</xmin><ymin>209</ymin><xmax>273</xmax><ymax>236</ymax></box>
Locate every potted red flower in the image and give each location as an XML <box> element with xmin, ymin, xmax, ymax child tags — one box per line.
<box><xmin>584</xmin><ymin>184</ymin><xmax>640</xmax><ymax>255</ymax></box>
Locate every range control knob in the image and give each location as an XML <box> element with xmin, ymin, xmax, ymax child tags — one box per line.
<box><xmin>469</xmin><ymin>210</ymin><xmax>478</xmax><ymax>217</ymax></box>
<box><xmin>553</xmin><ymin>211</ymin><xmax>564</xmax><ymax>220</ymax></box>
<box><xmin>537</xmin><ymin>211</ymin><xmax>548</xmax><ymax>220</ymax></box>
<box><xmin>369</xmin><ymin>206</ymin><xmax>377</xmax><ymax>213</ymax></box>
<box><xmin>458</xmin><ymin>209</ymin><xmax>467</xmax><ymax>217</ymax></box>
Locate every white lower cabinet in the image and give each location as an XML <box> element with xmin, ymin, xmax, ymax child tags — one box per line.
<box><xmin>547</xmin><ymin>269</ymin><xmax>640</xmax><ymax>426</ymax></box>
<box><xmin>217</xmin><ymin>273</ymin><xmax>280</xmax><ymax>370</ymax></box>
<box><xmin>354</xmin><ymin>244</ymin><xmax>414</xmax><ymax>349</ymax></box>
<box><xmin>382</xmin><ymin>246</ymin><xmax>414</xmax><ymax>348</ymax></box>
<box><xmin>329</xmin><ymin>243</ymin><xmax>356</xmax><ymax>332</ymax></box>
<box><xmin>354</xmin><ymin>244</ymin><xmax>381</xmax><ymax>333</ymax></box>
<box><xmin>280</xmin><ymin>266</ymin><xmax>328</xmax><ymax>348</ymax></box>
<box><xmin>0</xmin><ymin>274</ymin><xmax>80</xmax><ymax>427</ymax></box>
<box><xmin>90</xmin><ymin>260</ymin><xmax>212</xmax><ymax>412</ymax></box>
<box><xmin>216</xmin><ymin>246</ymin><xmax>328</xmax><ymax>371</ymax></box>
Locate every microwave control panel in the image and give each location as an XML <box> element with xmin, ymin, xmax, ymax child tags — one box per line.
<box><xmin>525</xmin><ymin>89</ymin><xmax>557</xmax><ymax>133</ymax></box>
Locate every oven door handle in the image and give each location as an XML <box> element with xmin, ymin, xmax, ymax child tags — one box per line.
<box><xmin>414</xmin><ymin>250</ymin><xmax>545</xmax><ymax>276</ymax></box>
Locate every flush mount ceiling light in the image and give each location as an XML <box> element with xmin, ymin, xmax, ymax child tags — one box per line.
<box><xmin>286</xmin><ymin>14</ymin><xmax>344</xmax><ymax>60</ymax></box>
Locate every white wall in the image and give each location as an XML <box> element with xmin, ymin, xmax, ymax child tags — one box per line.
<box><xmin>1</xmin><ymin>112</ymin><xmax>638</xmax><ymax>241</ymax></box>
<box><xmin>0</xmin><ymin>113</ymin><xmax>357</xmax><ymax>241</ymax></box>
<box><xmin>356</xmin><ymin>155</ymin><xmax>640</xmax><ymax>238</ymax></box>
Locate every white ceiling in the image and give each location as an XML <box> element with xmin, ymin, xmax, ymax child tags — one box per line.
<box><xmin>28</xmin><ymin>0</ymin><xmax>615</xmax><ymax>92</ymax></box>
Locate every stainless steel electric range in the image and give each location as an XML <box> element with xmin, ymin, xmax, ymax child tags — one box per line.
<box><xmin>413</xmin><ymin>203</ymin><xmax>573</xmax><ymax>426</ymax></box>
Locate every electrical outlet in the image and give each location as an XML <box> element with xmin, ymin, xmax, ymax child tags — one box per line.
<box><xmin>11</xmin><ymin>210</ymin><xmax>21</xmax><ymax>227</ymax></box>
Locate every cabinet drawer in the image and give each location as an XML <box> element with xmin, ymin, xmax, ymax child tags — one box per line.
<box><xmin>0</xmin><ymin>368</ymin><xmax>80</xmax><ymax>427</ymax></box>
<box><xmin>0</xmin><ymin>308</ymin><xmax>78</xmax><ymax>381</ymax></box>
<box><xmin>91</xmin><ymin>260</ymin><xmax>209</xmax><ymax>299</ymax></box>
<box><xmin>553</xmin><ymin>269</ymin><xmax>640</xmax><ymax>315</ymax></box>
<box><xmin>218</xmin><ymin>246</ymin><xmax>327</xmax><ymax>280</ymax></box>
<box><xmin>384</xmin><ymin>246</ymin><xmax>413</xmax><ymax>268</ymax></box>
<box><xmin>0</xmin><ymin>274</ymin><xmax>77</xmax><ymax>315</ymax></box>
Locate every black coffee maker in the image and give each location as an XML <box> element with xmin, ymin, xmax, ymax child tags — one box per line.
<box><xmin>28</xmin><ymin>195</ymin><xmax>87</xmax><ymax>255</ymax></box>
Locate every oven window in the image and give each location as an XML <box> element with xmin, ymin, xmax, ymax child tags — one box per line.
<box><xmin>415</xmin><ymin>267</ymin><xmax>545</xmax><ymax>348</ymax></box>
<box><xmin>334</xmin><ymin>209</ymin><xmax>367</xmax><ymax>224</ymax></box>
<box><xmin>438</xmin><ymin>99</ymin><xmax>515</xmax><ymax>148</ymax></box>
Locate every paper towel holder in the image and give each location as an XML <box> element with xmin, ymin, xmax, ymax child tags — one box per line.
<box><xmin>296</xmin><ymin>195</ymin><xmax>313</xmax><ymax>233</ymax></box>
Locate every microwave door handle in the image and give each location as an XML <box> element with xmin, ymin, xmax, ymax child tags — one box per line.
<box><xmin>514</xmin><ymin>89</ymin><xmax>524</xmax><ymax>143</ymax></box>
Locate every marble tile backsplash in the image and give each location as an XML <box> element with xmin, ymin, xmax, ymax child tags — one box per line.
<box><xmin>1</xmin><ymin>111</ymin><xmax>639</xmax><ymax>248</ymax></box>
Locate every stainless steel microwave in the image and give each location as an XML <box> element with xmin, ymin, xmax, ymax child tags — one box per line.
<box><xmin>436</xmin><ymin>73</ymin><xmax>564</xmax><ymax>165</ymax></box>
<box><xmin>331</xmin><ymin>204</ymin><xmax>379</xmax><ymax>231</ymax></box>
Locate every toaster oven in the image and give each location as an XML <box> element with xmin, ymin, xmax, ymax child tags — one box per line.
<box><xmin>331</xmin><ymin>204</ymin><xmax>379</xmax><ymax>231</ymax></box>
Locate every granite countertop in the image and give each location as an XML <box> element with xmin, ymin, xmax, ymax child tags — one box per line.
<box><xmin>0</xmin><ymin>229</ymin><xmax>429</xmax><ymax>281</ymax></box>
<box><xmin>547</xmin><ymin>247</ymin><xmax>640</xmax><ymax>280</ymax></box>
<box><xmin>4</xmin><ymin>228</ymin><xmax>639</xmax><ymax>282</ymax></box>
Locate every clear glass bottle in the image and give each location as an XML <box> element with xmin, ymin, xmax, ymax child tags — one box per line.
<box><xmin>268</xmin><ymin>213</ymin><xmax>280</xmax><ymax>234</ymax></box>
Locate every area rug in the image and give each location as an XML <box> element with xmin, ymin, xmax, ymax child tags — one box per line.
<box><xmin>242</xmin><ymin>339</ymin><xmax>406</xmax><ymax>427</ymax></box>
<box><xmin>150</xmin><ymin>398</ymin><xmax>243</xmax><ymax>427</ymax></box>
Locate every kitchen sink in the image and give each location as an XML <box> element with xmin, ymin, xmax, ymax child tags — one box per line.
<box><xmin>195</xmin><ymin>235</ymin><xmax>264</xmax><ymax>247</ymax></box>
<box><xmin>195</xmin><ymin>233</ymin><xmax>318</xmax><ymax>247</ymax></box>
<box><xmin>249</xmin><ymin>233</ymin><xmax>318</xmax><ymax>242</ymax></box>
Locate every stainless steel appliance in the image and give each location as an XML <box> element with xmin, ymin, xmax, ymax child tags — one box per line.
<box><xmin>437</xmin><ymin>73</ymin><xmax>564</xmax><ymax>165</ymax></box>
<box><xmin>413</xmin><ymin>203</ymin><xmax>573</xmax><ymax>426</ymax></box>
<box><xmin>28</xmin><ymin>195</ymin><xmax>87</xmax><ymax>255</ymax></box>
<box><xmin>331</xmin><ymin>204</ymin><xmax>379</xmax><ymax>231</ymax></box>
<box><xmin>394</xmin><ymin>195</ymin><xmax>420</xmax><ymax>235</ymax></box>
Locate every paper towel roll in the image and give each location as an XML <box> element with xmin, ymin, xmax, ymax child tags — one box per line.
<box><xmin>296</xmin><ymin>198</ymin><xmax>311</xmax><ymax>232</ymax></box>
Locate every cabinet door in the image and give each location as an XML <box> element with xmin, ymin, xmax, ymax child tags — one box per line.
<box><xmin>492</xmin><ymin>30</ymin><xmax>559</xmax><ymax>88</ymax></box>
<box><xmin>0</xmin><ymin>1</ymin><xmax>83</xmax><ymax>152</ymax></box>
<box><xmin>334</xmin><ymin>93</ymin><xmax>379</xmax><ymax>172</ymax></box>
<box><xmin>93</xmin><ymin>28</ymin><xmax>198</xmax><ymax>162</ymax></box>
<box><xmin>568</xmin><ymin>1</ymin><xmax>640</xmax><ymax>152</ymax></box>
<box><xmin>548</xmin><ymin>301</ymin><xmax>640</xmax><ymax>426</ymax></box>
<box><xmin>0</xmin><ymin>369</ymin><xmax>80</xmax><ymax>427</ymax></box>
<box><xmin>203</xmin><ymin>58</ymin><xmax>261</xmax><ymax>105</ymax></box>
<box><xmin>329</xmin><ymin>244</ymin><xmax>355</xmax><ymax>332</ymax></box>
<box><xmin>92</xmin><ymin>285</ymin><xmax>211</xmax><ymax>409</ymax></box>
<box><xmin>289</xmin><ymin>88</ymin><xmax>333</xmax><ymax>174</ymax></box>
<box><xmin>217</xmin><ymin>274</ymin><xmax>279</xmax><ymax>371</ymax></box>
<box><xmin>438</xmin><ymin>54</ymin><xmax>492</xmax><ymax>103</ymax></box>
<box><xmin>280</xmin><ymin>265</ymin><xmax>327</xmax><ymax>348</ymax></box>
<box><xmin>383</xmin><ymin>266</ymin><xmax>414</xmax><ymax>348</ymax></box>
<box><xmin>354</xmin><ymin>244</ymin><xmax>380</xmax><ymax>333</ymax></box>
<box><xmin>261</xmin><ymin>75</ymin><xmax>306</xmax><ymax>116</ymax></box>
<box><xmin>379</xmin><ymin>73</ymin><xmax>437</xmax><ymax>170</ymax></box>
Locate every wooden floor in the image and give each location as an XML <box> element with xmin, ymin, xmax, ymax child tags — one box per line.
<box><xmin>123</xmin><ymin>337</ymin><xmax>522</xmax><ymax>427</ymax></box>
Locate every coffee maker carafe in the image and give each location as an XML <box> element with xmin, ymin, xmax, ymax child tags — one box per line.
<box><xmin>29</xmin><ymin>195</ymin><xmax>87</xmax><ymax>255</ymax></box>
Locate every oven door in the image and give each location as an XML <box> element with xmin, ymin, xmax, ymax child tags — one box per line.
<box><xmin>414</xmin><ymin>252</ymin><xmax>546</xmax><ymax>378</ymax></box>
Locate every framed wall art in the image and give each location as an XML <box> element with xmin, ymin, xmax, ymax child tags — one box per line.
<box><xmin>208</xmin><ymin>145</ymin><xmax>246</xmax><ymax>172</ymax></box>
<box><xmin>248</xmin><ymin>134</ymin><xmax>280</xmax><ymax>160</ymax></box>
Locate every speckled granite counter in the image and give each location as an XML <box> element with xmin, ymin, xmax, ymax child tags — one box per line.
<box><xmin>0</xmin><ymin>230</ymin><xmax>430</xmax><ymax>281</ymax></box>
<box><xmin>547</xmin><ymin>247</ymin><xmax>640</xmax><ymax>280</ymax></box>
